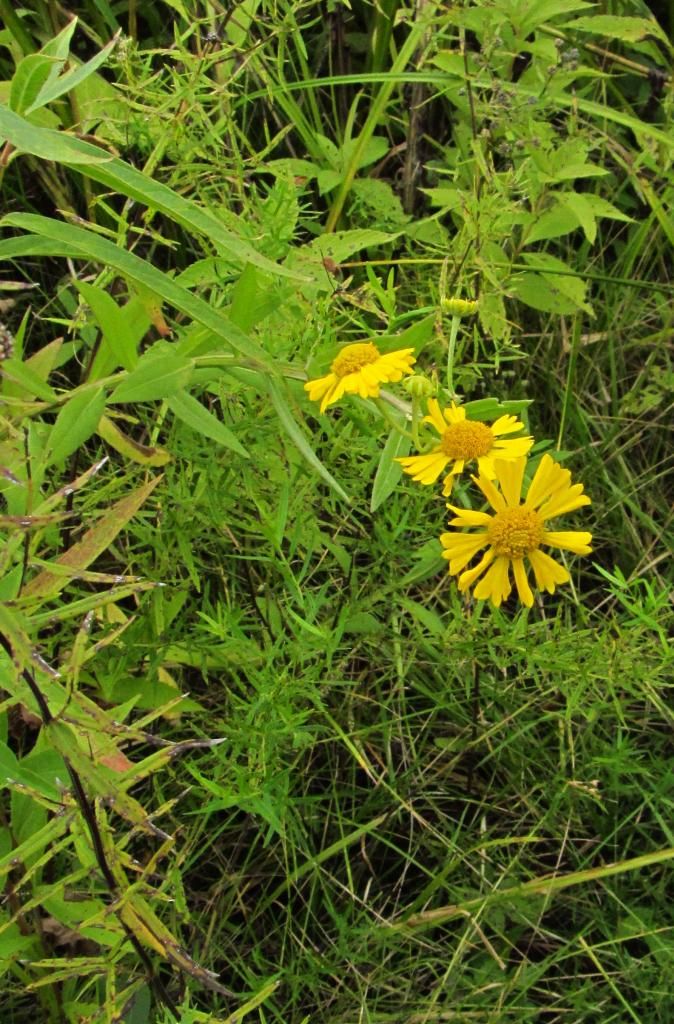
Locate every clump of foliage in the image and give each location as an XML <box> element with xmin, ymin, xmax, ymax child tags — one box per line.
<box><xmin>0</xmin><ymin>1</ymin><xmax>672</xmax><ymax>1022</ymax></box>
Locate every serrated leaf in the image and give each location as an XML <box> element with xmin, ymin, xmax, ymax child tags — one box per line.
<box><xmin>167</xmin><ymin>390</ymin><xmax>248</xmax><ymax>457</ymax></box>
<box><xmin>45</xmin><ymin>386</ymin><xmax>107</xmax><ymax>468</ymax></box>
<box><xmin>371</xmin><ymin>423</ymin><xmax>410</xmax><ymax>513</ymax></box>
<box><xmin>110</xmin><ymin>347</ymin><xmax>192</xmax><ymax>403</ymax></box>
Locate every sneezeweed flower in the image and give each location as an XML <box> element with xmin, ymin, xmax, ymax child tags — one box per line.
<box><xmin>441</xmin><ymin>455</ymin><xmax>592</xmax><ymax>608</ymax></box>
<box><xmin>304</xmin><ymin>342</ymin><xmax>416</xmax><ymax>413</ymax></box>
<box><xmin>397</xmin><ymin>398</ymin><xmax>533</xmax><ymax>496</ymax></box>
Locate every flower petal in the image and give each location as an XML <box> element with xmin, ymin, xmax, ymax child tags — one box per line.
<box><xmin>528</xmin><ymin>549</ymin><xmax>570</xmax><ymax>593</ymax></box>
<box><xmin>446</xmin><ymin>507</ymin><xmax>492</xmax><ymax>527</ymax></box>
<box><xmin>539</xmin><ymin>489</ymin><xmax>591</xmax><ymax>520</ymax></box>
<box><xmin>423</xmin><ymin>398</ymin><xmax>448</xmax><ymax>436</ymax></box>
<box><xmin>458</xmin><ymin>547</ymin><xmax>495</xmax><ymax>591</ymax></box>
<box><xmin>494</xmin><ymin>457</ymin><xmax>526</xmax><ymax>508</ymax></box>
<box><xmin>492</xmin><ymin>436</ymin><xmax>534</xmax><ymax>458</ymax></box>
<box><xmin>474</xmin><ymin>555</ymin><xmax>511</xmax><ymax>606</ymax></box>
<box><xmin>397</xmin><ymin>451</ymin><xmax>449</xmax><ymax>484</ymax></box>
<box><xmin>526</xmin><ymin>454</ymin><xmax>571</xmax><ymax>509</ymax></box>
<box><xmin>473</xmin><ymin>472</ymin><xmax>506</xmax><ymax>512</ymax></box>
<box><xmin>444</xmin><ymin>402</ymin><xmax>465</xmax><ymax>425</ymax></box>
<box><xmin>512</xmin><ymin>558</ymin><xmax>534</xmax><ymax>607</ymax></box>
<box><xmin>491</xmin><ymin>414</ymin><xmax>524</xmax><ymax>436</ymax></box>
<box><xmin>441</xmin><ymin>532</ymin><xmax>489</xmax><ymax>574</ymax></box>
<box><xmin>542</xmin><ymin>530</ymin><xmax>593</xmax><ymax>554</ymax></box>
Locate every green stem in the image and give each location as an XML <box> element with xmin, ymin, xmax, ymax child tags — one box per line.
<box><xmin>374</xmin><ymin>398</ymin><xmax>415</xmax><ymax>440</ymax></box>
<box><xmin>446</xmin><ymin>315</ymin><xmax>460</xmax><ymax>398</ymax></box>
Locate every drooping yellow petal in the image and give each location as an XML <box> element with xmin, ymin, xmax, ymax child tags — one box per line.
<box><xmin>494</xmin><ymin>457</ymin><xmax>526</xmax><ymax>508</ymax></box>
<box><xmin>397</xmin><ymin>451</ymin><xmax>449</xmax><ymax>484</ymax></box>
<box><xmin>542</xmin><ymin>530</ymin><xmax>593</xmax><ymax>554</ymax></box>
<box><xmin>458</xmin><ymin>548</ymin><xmax>495</xmax><ymax>591</ymax></box>
<box><xmin>304</xmin><ymin>373</ymin><xmax>336</xmax><ymax>402</ymax></box>
<box><xmin>512</xmin><ymin>558</ymin><xmax>534</xmax><ymax>607</ymax></box>
<box><xmin>440</xmin><ymin>533</ymin><xmax>489</xmax><ymax>574</ymax></box>
<box><xmin>474</xmin><ymin>556</ymin><xmax>511</xmax><ymax>606</ymax></box>
<box><xmin>528</xmin><ymin>549</ymin><xmax>570</xmax><ymax>593</ymax></box>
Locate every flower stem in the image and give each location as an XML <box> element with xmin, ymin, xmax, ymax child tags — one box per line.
<box><xmin>446</xmin><ymin>314</ymin><xmax>460</xmax><ymax>398</ymax></box>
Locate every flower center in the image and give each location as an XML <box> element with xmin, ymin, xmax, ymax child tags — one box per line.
<box><xmin>331</xmin><ymin>343</ymin><xmax>380</xmax><ymax>378</ymax></box>
<box><xmin>440</xmin><ymin>421</ymin><xmax>494</xmax><ymax>460</ymax></box>
<box><xmin>487</xmin><ymin>507</ymin><xmax>544</xmax><ymax>559</ymax></box>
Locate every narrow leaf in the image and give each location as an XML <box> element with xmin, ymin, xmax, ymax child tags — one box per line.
<box><xmin>371</xmin><ymin>423</ymin><xmax>410</xmax><ymax>513</ymax></box>
<box><xmin>167</xmin><ymin>390</ymin><xmax>248</xmax><ymax>457</ymax></box>
<box><xmin>22</xmin><ymin>476</ymin><xmax>162</xmax><ymax>600</ymax></box>
<box><xmin>45</xmin><ymin>386</ymin><xmax>107</xmax><ymax>468</ymax></box>
<box><xmin>110</xmin><ymin>347</ymin><xmax>192</xmax><ymax>404</ymax></box>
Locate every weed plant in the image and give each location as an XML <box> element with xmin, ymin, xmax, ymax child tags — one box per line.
<box><xmin>0</xmin><ymin>1</ymin><xmax>672</xmax><ymax>1022</ymax></box>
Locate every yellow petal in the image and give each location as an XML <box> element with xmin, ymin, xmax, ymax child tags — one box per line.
<box><xmin>474</xmin><ymin>556</ymin><xmax>511</xmax><ymax>606</ymax></box>
<box><xmin>305</xmin><ymin>373</ymin><xmax>336</xmax><ymax>400</ymax></box>
<box><xmin>423</xmin><ymin>398</ymin><xmax>449</xmax><ymax>436</ymax></box>
<box><xmin>441</xmin><ymin>533</ymin><xmax>489</xmax><ymax>574</ymax></box>
<box><xmin>493</xmin><ymin>436</ymin><xmax>533</xmax><ymax>458</ymax></box>
<box><xmin>542</xmin><ymin>530</ymin><xmax>592</xmax><ymax>554</ymax></box>
<box><xmin>528</xmin><ymin>549</ymin><xmax>570</xmax><ymax>593</ymax></box>
<box><xmin>490</xmin><ymin>414</ymin><xmax>523</xmax><ymax>436</ymax></box>
<box><xmin>458</xmin><ymin>547</ymin><xmax>495</xmax><ymax>591</ymax></box>
<box><xmin>494</xmin><ymin>457</ymin><xmax>526</xmax><ymax>507</ymax></box>
<box><xmin>397</xmin><ymin>451</ymin><xmax>449</xmax><ymax>484</ymax></box>
<box><xmin>473</xmin><ymin>472</ymin><xmax>506</xmax><ymax>512</ymax></box>
<box><xmin>539</xmin><ymin>489</ymin><xmax>591</xmax><ymax>520</ymax></box>
<box><xmin>446</xmin><ymin>507</ymin><xmax>492</xmax><ymax>527</ymax></box>
<box><xmin>512</xmin><ymin>558</ymin><xmax>534</xmax><ymax>607</ymax></box>
<box><xmin>444</xmin><ymin>402</ymin><xmax>465</xmax><ymax>425</ymax></box>
<box><xmin>526</xmin><ymin>454</ymin><xmax>571</xmax><ymax>509</ymax></box>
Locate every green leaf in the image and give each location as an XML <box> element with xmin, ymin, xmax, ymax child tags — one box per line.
<box><xmin>557</xmin><ymin>192</ymin><xmax>597</xmax><ymax>244</ymax></box>
<box><xmin>1</xmin><ymin>356</ymin><xmax>57</xmax><ymax>400</ymax></box>
<box><xmin>77</xmin><ymin>280</ymin><xmax>143</xmax><ymax>374</ymax></box>
<box><xmin>25</xmin><ymin>33</ymin><xmax>120</xmax><ymax>115</ymax></box>
<box><xmin>520</xmin><ymin>252</ymin><xmax>593</xmax><ymax>314</ymax></box>
<box><xmin>562</xmin><ymin>15</ymin><xmax>671</xmax><ymax>45</ymax></box>
<box><xmin>0</xmin><ymin>213</ymin><xmax>272</xmax><ymax>364</ymax></box>
<box><xmin>0</xmin><ymin>106</ymin><xmax>307</xmax><ymax>279</ymax></box>
<box><xmin>527</xmin><ymin>202</ymin><xmax>581</xmax><ymax>244</ymax></box>
<box><xmin>9</xmin><ymin>55</ymin><xmax>58</xmax><ymax>116</ymax></box>
<box><xmin>511</xmin><ymin>273</ymin><xmax>583</xmax><ymax>315</ymax></box>
<box><xmin>110</xmin><ymin>346</ymin><xmax>192</xmax><ymax>404</ymax></box>
<box><xmin>266</xmin><ymin>379</ymin><xmax>350</xmax><ymax>503</ymax></box>
<box><xmin>371</xmin><ymin>423</ymin><xmax>410</xmax><ymax>513</ymax></box>
<box><xmin>22</xmin><ymin>476</ymin><xmax>162</xmax><ymax>600</ymax></box>
<box><xmin>167</xmin><ymin>390</ymin><xmax>249</xmax><ymax>457</ymax></box>
<box><xmin>45</xmin><ymin>386</ymin><xmax>107</xmax><ymax>468</ymax></box>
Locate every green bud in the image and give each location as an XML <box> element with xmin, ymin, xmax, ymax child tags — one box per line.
<box><xmin>403</xmin><ymin>374</ymin><xmax>435</xmax><ymax>399</ymax></box>
<box><xmin>441</xmin><ymin>297</ymin><xmax>479</xmax><ymax>317</ymax></box>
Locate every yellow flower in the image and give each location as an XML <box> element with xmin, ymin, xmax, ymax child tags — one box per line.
<box><xmin>304</xmin><ymin>342</ymin><xmax>416</xmax><ymax>413</ymax></box>
<box><xmin>440</xmin><ymin>455</ymin><xmax>592</xmax><ymax>608</ymax></box>
<box><xmin>397</xmin><ymin>398</ymin><xmax>533</xmax><ymax>496</ymax></box>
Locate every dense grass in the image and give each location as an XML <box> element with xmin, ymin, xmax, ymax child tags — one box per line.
<box><xmin>0</xmin><ymin>2</ymin><xmax>672</xmax><ymax>1022</ymax></box>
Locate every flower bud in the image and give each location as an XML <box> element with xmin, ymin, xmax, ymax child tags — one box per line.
<box><xmin>403</xmin><ymin>374</ymin><xmax>435</xmax><ymax>399</ymax></box>
<box><xmin>441</xmin><ymin>297</ymin><xmax>479</xmax><ymax>317</ymax></box>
